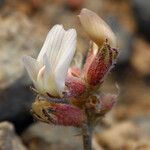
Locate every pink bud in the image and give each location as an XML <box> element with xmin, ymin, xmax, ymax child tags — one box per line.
<box><xmin>32</xmin><ymin>99</ymin><xmax>86</xmax><ymax>127</ymax></box>
<box><xmin>65</xmin><ymin>76</ymin><xmax>86</xmax><ymax>97</ymax></box>
<box><xmin>98</xmin><ymin>93</ymin><xmax>117</xmax><ymax>115</ymax></box>
<box><xmin>83</xmin><ymin>42</ymin><xmax>118</xmax><ymax>86</ymax></box>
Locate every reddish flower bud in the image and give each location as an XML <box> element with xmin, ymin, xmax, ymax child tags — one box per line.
<box><xmin>83</xmin><ymin>42</ymin><xmax>118</xmax><ymax>86</ymax></box>
<box><xmin>79</xmin><ymin>8</ymin><xmax>119</xmax><ymax>86</ymax></box>
<box><xmin>32</xmin><ymin>99</ymin><xmax>86</xmax><ymax>127</ymax></box>
<box><xmin>65</xmin><ymin>76</ymin><xmax>86</xmax><ymax>97</ymax></box>
<box><xmin>98</xmin><ymin>93</ymin><xmax>117</xmax><ymax>115</ymax></box>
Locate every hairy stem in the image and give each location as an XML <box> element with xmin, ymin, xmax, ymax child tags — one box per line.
<box><xmin>82</xmin><ymin>112</ymin><xmax>93</xmax><ymax>150</ymax></box>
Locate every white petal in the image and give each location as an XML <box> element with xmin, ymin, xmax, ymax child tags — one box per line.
<box><xmin>79</xmin><ymin>8</ymin><xmax>117</xmax><ymax>48</ymax></box>
<box><xmin>37</xmin><ymin>66</ymin><xmax>45</xmax><ymax>93</ymax></box>
<box><xmin>37</xmin><ymin>25</ymin><xmax>65</xmax><ymax>65</ymax></box>
<box><xmin>22</xmin><ymin>55</ymin><xmax>40</xmax><ymax>83</ymax></box>
<box><xmin>43</xmin><ymin>54</ymin><xmax>51</xmax><ymax>85</ymax></box>
<box><xmin>54</xmin><ymin>29</ymin><xmax>77</xmax><ymax>95</ymax></box>
<box><xmin>43</xmin><ymin>54</ymin><xmax>59</xmax><ymax>96</ymax></box>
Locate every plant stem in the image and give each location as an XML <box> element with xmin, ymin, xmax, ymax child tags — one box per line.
<box><xmin>82</xmin><ymin>113</ymin><xmax>93</xmax><ymax>150</ymax></box>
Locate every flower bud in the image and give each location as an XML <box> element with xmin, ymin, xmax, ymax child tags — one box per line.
<box><xmin>83</xmin><ymin>42</ymin><xmax>118</xmax><ymax>86</ymax></box>
<box><xmin>98</xmin><ymin>93</ymin><xmax>117</xmax><ymax>116</ymax></box>
<box><xmin>79</xmin><ymin>8</ymin><xmax>117</xmax><ymax>48</ymax></box>
<box><xmin>32</xmin><ymin>98</ymin><xmax>86</xmax><ymax>127</ymax></box>
<box><xmin>65</xmin><ymin>75</ymin><xmax>86</xmax><ymax>97</ymax></box>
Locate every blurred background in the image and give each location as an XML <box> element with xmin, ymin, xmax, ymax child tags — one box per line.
<box><xmin>0</xmin><ymin>0</ymin><xmax>150</xmax><ymax>149</ymax></box>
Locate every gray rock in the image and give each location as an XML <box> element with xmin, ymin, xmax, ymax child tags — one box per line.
<box><xmin>22</xmin><ymin>122</ymin><xmax>82</xmax><ymax>150</ymax></box>
<box><xmin>0</xmin><ymin>121</ymin><xmax>27</xmax><ymax>150</ymax></box>
<box><xmin>0</xmin><ymin>12</ymin><xmax>44</xmax><ymax>89</ymax></box>
<box><xmin>132</xmin><ymin>116</ymin><xmax>150</xmax><ymax>138</ymax></box>
<box><xmin>96</xmin><ymin>121</ymin><xmax>150</xmax><ymax>150</ymax></box>
<box><xmin>132</xmin><ymin>0</ymin><xmax>150</xmax><ymax>41</ymax></box>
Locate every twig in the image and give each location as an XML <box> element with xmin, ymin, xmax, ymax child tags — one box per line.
<box><xmin>82</xmin><ymin>111</ymin><xmax>93</xmax><ymax>150</ymax></box>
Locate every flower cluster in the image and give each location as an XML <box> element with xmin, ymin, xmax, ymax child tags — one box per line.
<box><xmin>23</xmin><ymin>8</ymin><xmax>119</xmax><ymax>127</ymax></box>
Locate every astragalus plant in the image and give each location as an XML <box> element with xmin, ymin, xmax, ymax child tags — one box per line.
<box><xmin>22</xmin><ymin>8</ymin><xmax>119</xmax><ymax>150</ymax></box>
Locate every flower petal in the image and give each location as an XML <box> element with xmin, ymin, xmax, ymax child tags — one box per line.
<box><xmin>54</xmin><ymin>29</ymin><xmax>77</xmax><ymax>96</ymax></box>
<box><xmin>37</xmin><ymin>66</ymin><xmax>45</xmax><ymax>93</ymax></box>
<box><xmin>37</xmin><ymin>25</ymin><xmax>65</xmax><ymax>65</ymax></box>
<box><xmin>22</xmin><ymin>55</ymin><xmax>40</xmax><ymax>83</ymax></box>
<box><xmin>79</xmin><ymin>8</ymin><xmax>117</xmax><ymax>48</ymax></box>
<box><xmin>43</xmin><ymin>54</ymin><xmax>59</xmax><ymax>96</ymax></box>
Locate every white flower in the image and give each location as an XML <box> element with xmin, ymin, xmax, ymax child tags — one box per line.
<box><xmin>22</xmin><ymin>25</ymin><xmax>77</xmax><ymax>97</ymax></box>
